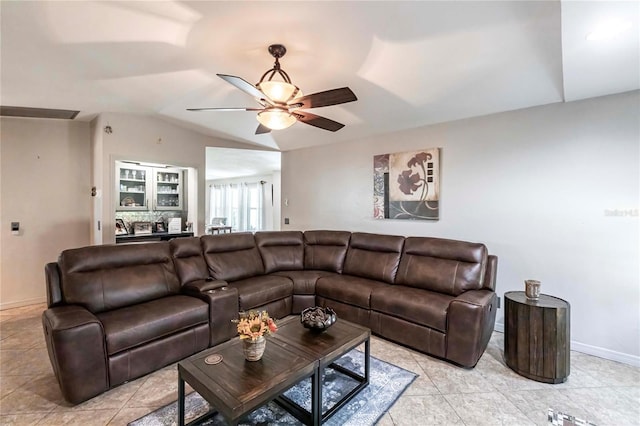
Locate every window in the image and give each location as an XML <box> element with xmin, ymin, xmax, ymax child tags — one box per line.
<box><xmin>209</xmin><ymin>182</ymin><xmax>264</xmax><ymax>232</ymax></box>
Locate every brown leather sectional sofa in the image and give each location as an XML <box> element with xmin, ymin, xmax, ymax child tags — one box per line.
<box><xmin>42</xmin><ymin>230</ymin><xmax>498</xmax><ymax>404</ymax></box>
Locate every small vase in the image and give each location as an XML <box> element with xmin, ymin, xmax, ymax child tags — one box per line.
<box><xmin>525</xmin><ymin>280</ymin><xmax>541</xmax><ymax>300</ymax></box>
<box><xmin>243</xmin><ymin>336</ymin><xmax>266</xmax><ymax>361</ymax></box>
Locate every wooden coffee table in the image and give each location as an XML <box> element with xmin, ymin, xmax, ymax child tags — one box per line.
<box><xmin>177</xmin><ymin>316</ymin><xmax>370</xmax><ymax>425</ymax></box>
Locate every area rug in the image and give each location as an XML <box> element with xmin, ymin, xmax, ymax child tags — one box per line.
<box><xmin>129</xmin><ymin>349</ymin><xmax>417</xmax><ymax>426</ymax></box>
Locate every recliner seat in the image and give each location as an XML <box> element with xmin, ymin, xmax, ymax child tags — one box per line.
<box><xmin>42</xmin><ymin>243</ymin><xmax>210</xmax><ymax>403</ymax></box>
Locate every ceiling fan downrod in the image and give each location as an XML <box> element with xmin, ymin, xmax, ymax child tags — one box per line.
<box><xmin>258</xmin><ymin>44</ymin><xmax>292</xmax><ymax>84</ymax></box>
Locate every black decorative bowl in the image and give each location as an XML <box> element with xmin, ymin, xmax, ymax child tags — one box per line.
<box><xmin>301</xmin><ymin>306</ymin><xmax>337</xmax><ymax>332</ymax></box>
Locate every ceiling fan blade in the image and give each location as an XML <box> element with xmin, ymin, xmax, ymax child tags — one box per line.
<box><xmin>290</xmin><ymin>87</ymin><xmax>357</xmax><ymax>109</ymax></box>
<box><xmin>255</xmin><ymin>124</ymin><xmax>272</xmax><ymax>135</ymax></box>
<box><xmin>217</xmin><ymin>74</ymin><xmax>270</xmax><ymax>103</ymax></box>
<box><xmin>187</xmin><ymin>107</ymin><xmax>263</xmax><ymax>112</ymax></box>
<box><xmin>293</xmin><ymin>111</ymin><xmax>345</xmax><ymax>132</ymax></box>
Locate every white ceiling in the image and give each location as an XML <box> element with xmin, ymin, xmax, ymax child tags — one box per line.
<box><xmin>1</xmin><ymin>1</ymin><xmax>638</xmax><ymax>152</ymax></box>
<box><xmin>205</xmin><ymin>147</ymin><xmax>281</xmax><ymax>180</ymax></box>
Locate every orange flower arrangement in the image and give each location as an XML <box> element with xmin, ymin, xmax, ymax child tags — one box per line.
<box><xmin>235</xmin><ymin>310</ymin><xmax>278</xmax><ymax>340</ymax></box>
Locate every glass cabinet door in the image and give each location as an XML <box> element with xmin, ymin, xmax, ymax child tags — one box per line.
<box><xmin>116</xmin><ymin>163</ymin><xmax>150</xmax><ymax>211</ymax></box>
<box><xmin>154</xmin><ymin>168</ymin><xmax>182</xmax><ymax>210</ymax></box>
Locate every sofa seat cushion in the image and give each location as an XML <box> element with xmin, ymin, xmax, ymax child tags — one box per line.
<box><xmin>316</xmin><ymin>275</ymin><xmax>388</xmax><ymax>310</ymax></box>
<box><xmin>271</xmin><ymin>270</ymin><xmax>339</xmax><ymax>295</ymax></box>
<box><xmin>229</xmin><ymin>275</ymin><xmax>293</xmax><ymax>311</ymax></box>
<box><xmin>370</xmin><ymin>286</ymin><xmax>454</xmax><ymax>333</ymax></box>
<box><xmin>97</xmin><ymin>295</ymin><xmax>208</xmax><ymax>356</ymax></box>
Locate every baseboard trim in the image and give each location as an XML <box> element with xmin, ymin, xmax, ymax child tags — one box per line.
<box><xmin>494</xmin><ymin>321</ymin><xmax>640</xmax><ymax>367</ymax></box>
<box><xmin>0</xmin><ymin>297</ymin><xmax>46</xmax><ymax>311</ymax></box>
<box><xmin>570</xmin><ymin>341</ymin><xmax>640</xmax><ymax>367</ymax></box>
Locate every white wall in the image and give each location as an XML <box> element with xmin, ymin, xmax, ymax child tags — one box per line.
<box><xmin>90</xmin><ymin>118</ymin><xmax>103</xmax><ymax>245</ymax></box>
<box><xmin>281</xmin><ymin>91</ymin><xmax>640</xmax><ymax>365</ymax></box>
<box><xmin>0</xmin><ymin>113</ymin><xmax>266</xmax><ymax>309</ymax></box>
<box><xmin>272</xmin><ymin>171</ymin><xmax>281</xmax><ymax>231</ymax></box>
<box><xmin>0</xmin><ymin>118</ymin><xmax>91</xmax><ymax>309</ymax></box>
<box><xmin>92</xmin><ymin>113</ymin><xmax>262</xmax><ymax>244</ymax></box>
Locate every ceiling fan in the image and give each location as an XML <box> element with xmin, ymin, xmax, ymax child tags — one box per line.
<box><xmin>188</xmin><ymin>44</ymin><xmax>357</xmax><ymax>134</ymax></box>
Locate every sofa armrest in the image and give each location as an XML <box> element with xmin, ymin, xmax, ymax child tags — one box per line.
<box><xmin>446</xmin><ymin>289</ymin><xmax>497</xmax><ymax>367</ymax></box>
<box><xmin>45</xmin><ymin>262</ymin><xmax>63</xmax><ymax>307</ymax></box>
<box><xmin>482</xmin><ymin>255</ymin><xmax>498</xmax><ymax>291</ymax></box>
<box><xmin>182</xmin><ymin>280</ymin><xmax>239</xmax><ymax>346</ymax></box>
<box><xmin>182</xmin><ymin>278</ymin><xmax>228</xmax><ymax>294</ymax></box>
<box><xmin>42</xmin><ymin>305</ymin><xmax>109</xmax><ymax>404</ymax></box>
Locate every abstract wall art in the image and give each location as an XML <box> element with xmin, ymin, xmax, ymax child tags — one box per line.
<box><xmin>373</xmin><ymin>148</ymin><xmax>440</xmax><ymax>220</ymax></box>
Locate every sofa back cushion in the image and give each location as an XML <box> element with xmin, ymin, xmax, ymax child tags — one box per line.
<box><xmin>255</xmin><ymin>231</ymin><xmax>304</xmax><ymax>273</ymax></box>
<box><xmin>59</xmin><ymin>242</ymin><xmax>179</xmax><ymax>314</ymax></box>
<box><xmin>396</xmin><ymin>237</ymin><xmax>488</xmax><ymax>296</ymax></box>
<box><xmin>343</xmin><ymin>232</ymin><xmax>405</xmax><ymax>283</ymax></box>
<box><xmin>170</xmin><ymin>237</ymin><xmax>209</xmax><ymax>284</ymax></box>
<box><xmin>201</xmin><ymin>233</ymin><xmax>264</xmax><ymax>281</ymax></box>
<box><xmin>303</xmin><ymin>230</ymin><xmax>351</xmax><ymax>273</ymax></box>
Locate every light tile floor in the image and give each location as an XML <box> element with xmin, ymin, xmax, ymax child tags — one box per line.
<box><xmin>1</xmin><ymin>303</ymin><xmax>639</xmax><ymax>425</ymax></box>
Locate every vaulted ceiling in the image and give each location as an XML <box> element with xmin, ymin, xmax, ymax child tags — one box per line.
<box><xmin>1</xmin><ymin>1</ymin><xmax>638</xmax><ymax>151</ymax></box>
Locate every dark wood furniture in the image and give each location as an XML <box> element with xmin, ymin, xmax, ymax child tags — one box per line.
<box><xmin>504</xmin><ymin>291</ymin><xmax>570</xmax><ymax>383</ymax></box>
<box><xmin>272</xmin><ymin>316</ymin><xmax>370</xmax><ymax>424</ymax></box>
<box><xmin>177</xmin><ymin>317</ymin><xmax>371</xmax><ymax>425</ymax></box>
<box><xmin>177</xmin><ymin>337</ymin><xmax>317</xmax><ymax>426</ymax></box>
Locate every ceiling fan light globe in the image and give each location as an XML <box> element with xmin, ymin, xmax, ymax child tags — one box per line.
<box><xmin>257</xmin><ymin>81</ymin><xmax>300</xmax><ymax>104</ymax></box>
<box><xmin>257</xmin><ymin>109</ymin><xmax>296</xmax><ymax>130</ymax></box>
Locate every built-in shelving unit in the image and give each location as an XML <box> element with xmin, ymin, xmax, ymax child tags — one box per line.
<box><xmin>116</xmin><ymin>162</ymin><xmax>183</xmax><ymax>211</ymax></box>
<box><xmin>154</xmin><ymin>168</ymin><xmax>182</xmax><ymax>211</ymax></box>
<box><xmin>116</xmin><ymin>164</ymin><xmax>149</xmax><ymax>211</ymax></box>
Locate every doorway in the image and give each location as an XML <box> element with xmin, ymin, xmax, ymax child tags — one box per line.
<box><xmin>205</xmin><ymin>147</ymin><xmax>281</xmax><ymax>232</ymax></box>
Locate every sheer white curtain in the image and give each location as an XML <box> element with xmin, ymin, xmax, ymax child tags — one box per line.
<box><xmin>209</xmin><ymin>182</ymin><xmax>264</xmax><ymax>232</ymax></box>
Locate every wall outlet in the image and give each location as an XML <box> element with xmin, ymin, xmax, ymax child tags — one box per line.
<box><xmin>284</xmin><ymin>218</ymin><xmax>290</xmax><ymax>225</ymax></box>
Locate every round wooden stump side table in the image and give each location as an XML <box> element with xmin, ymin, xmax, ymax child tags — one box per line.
<box><xmin>504</xmin><ymin>291</ymin><xmax>570</xmax><ymax>384</ymax></box>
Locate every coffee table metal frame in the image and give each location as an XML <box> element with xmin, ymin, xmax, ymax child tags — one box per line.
<box><xmin>177</xmin><ymin>316</ymin><xmax>370</xmax><ymax>426</ymax></box>
<box><xmin>272</xmin><ymin>316</ymin><xmax>370</xmax><ymax>424</ymax></box>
